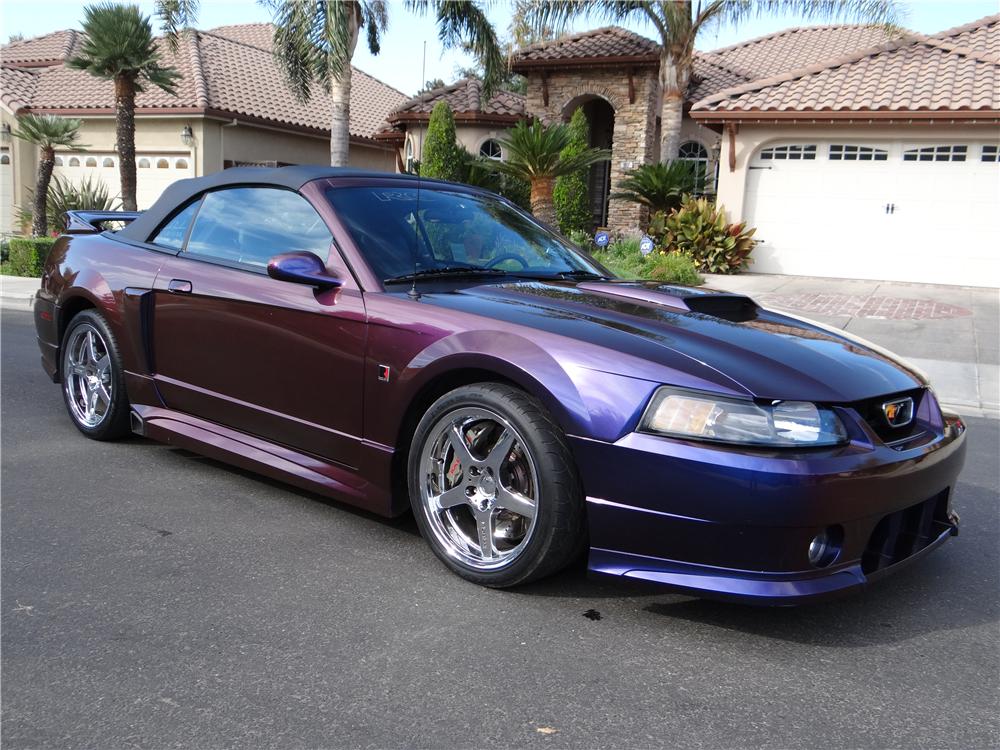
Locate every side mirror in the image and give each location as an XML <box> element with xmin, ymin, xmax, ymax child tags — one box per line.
<box><xmin>267</xmin><ymin>252</ymin><xmax>342</xmax><ymax>290</ymax></box>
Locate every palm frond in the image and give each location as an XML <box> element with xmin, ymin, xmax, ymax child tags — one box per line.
<box><xmin>710</xmin><ymin>0</ymin><xmax>902</xmax><ymax>33</ymax></box>
<box><xmin>68</xmin><ymin>3</ymin><xmax>180</xmax><ymax>94</ymax></box>
<box><xmin>487</xmin><ymin>120</ymin><xmax>609</xmax><ymax>182</ymax></box>
<box><xmin>271</xmin><ymin>0</ymin><xmax>361</xmax><ymax>102</ymax></box>
<box><xmin>156</xmin><ymin>0</ymin><xmax>200</xmax><ymax>52</ymax></box>
<box><xmin>11</xmin><ymin>114</ymin><xmax>87</xmax><ymax>149</ymax></box>
<box><xmin>610</xmin><ymin>161</ymin><xmax>700</xmax><ymax>213</ymax></box>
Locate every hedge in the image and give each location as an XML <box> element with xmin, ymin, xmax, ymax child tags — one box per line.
<box><xmin>6</xmin><ymin>237</ymin><xmax>57</xmax><ymax>277</ymax></box>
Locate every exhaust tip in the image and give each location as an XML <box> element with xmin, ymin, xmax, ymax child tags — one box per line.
<box><xmin>129</xmin><ymin>410</ymin><xmax>144</xmax><ymax>436</ymax></box>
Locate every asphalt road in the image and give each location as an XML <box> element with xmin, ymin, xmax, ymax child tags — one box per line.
<box><xmin>2</xmin><ymin>308</ymin><xmax>998</xmax><ymax>749</ymax></box>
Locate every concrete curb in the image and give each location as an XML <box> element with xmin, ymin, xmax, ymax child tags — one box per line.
<box><xmin>1</xmin><ymin>275</ymin><xmax>39</xmax><ymax>310</ymax></box>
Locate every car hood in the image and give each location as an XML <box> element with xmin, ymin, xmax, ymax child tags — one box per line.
<box><xmin>417</xmin><ymin>279</ymin><xmax>926</xmax><ymax>403</ymax></box>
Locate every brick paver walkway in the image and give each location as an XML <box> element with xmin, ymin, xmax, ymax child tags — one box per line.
<box><xmin>756</xmin><ymin>293</ymin><xmax>973</xmax><ymax>320</ymax></box>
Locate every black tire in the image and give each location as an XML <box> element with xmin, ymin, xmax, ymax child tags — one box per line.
<box><xmin>60</xmin><ymin>309</ymin><xmax>131</xmax><ymax>440</ymax></box>
<box><xmin>408</xmin><ymin>382</ymin><xmax>585</xmax><ymax>587</ymax></box>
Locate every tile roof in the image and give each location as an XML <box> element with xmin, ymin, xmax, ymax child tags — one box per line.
<box><xmin>691</xmin><ymin>22</ymin><xmax>1000</xmax><ymax>118</ymax></box>
<box><xmin>388</xmin><ymin>78</ymin><xmax>525</xmax><ymax>119</ymax></box>
<box><xmin>0</xmin><ymin>23</ymin><xmax>408</xmax><ymax>140</ymax></box>
<box><xmin>0</xmin><ymin>30</ymin><xmax>81</xmax><ymax>65</ymax></box>
<box><xmin>689</xmin><ymin>54</ymin><xmax>752</xmax><ymax>105</ymax></box>
<box><xmin>702</xmin><ymin>24</ymin><xmax>899</xmax><ymax>79</ymax></box>
<box><xmin>0</xmin><ymin>66</ymin><xmax>39</xmax><ymax>112</ymax></box>
<box><xmin>932</xmin><ymin>13</ymin><xmax>1000</xmax><ymax>57</ymax></box>
<box><xmin>513</xmin><ymin>26</ymin><xmax>659</xmax><ymax>66</ymax></box>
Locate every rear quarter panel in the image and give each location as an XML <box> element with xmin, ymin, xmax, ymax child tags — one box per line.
<box><xmin>36</xmin><ymin>233</ymin><xmax>165</xmax><ymax>377</ymax></box>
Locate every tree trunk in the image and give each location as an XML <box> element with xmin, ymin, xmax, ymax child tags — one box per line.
<box><xmin>330</xmin><ymin>4</ymin><xmax>361</xmax><ymax>167</ymax></box>
<box><xmin>329</xmin><ymin>69</ymin><xmax>353</xmax><ymax>167</ymax></box>
<box><xmin>32</xmin><ymin>146</ymin><xmax>55</xmax><ymax>237</ymax></box>
<box><xmin>658</xmin><ymin>50</ymin><xmax>690</xmax><ymax>164</ymax></box>
<box><xmin>115</xmin><ymin>74</ymin><xmax>138</xmax><ymax>211</ymax></box>
<box><xmin>530</xmin><ymin>176</ymin><xmax>557</xmax><ymax>228</ymax></box>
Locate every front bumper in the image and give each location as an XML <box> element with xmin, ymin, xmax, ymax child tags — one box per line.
<box><xmin>570</xmin><ymin>406</ymin><xmax>967</xmax><ymax>605</ymax></box>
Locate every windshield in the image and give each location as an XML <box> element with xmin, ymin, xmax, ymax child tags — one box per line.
<box><xmin>325</xmin><ymin>186</ymin><xmax>606</xmax><ymax>284</ymax></box>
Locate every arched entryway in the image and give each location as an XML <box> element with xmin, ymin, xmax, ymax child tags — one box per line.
<box><xmin>563</xmin><ymin>95</ymin><xmax>615</xmax><ymax>228</ymax></box>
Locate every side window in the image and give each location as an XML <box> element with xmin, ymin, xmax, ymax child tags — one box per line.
<box><xmin>184</xmin><ymin>187</ymin><xmax>332</xmax><ymax>268</ymax></box>
<box><xmin>150</xmin><ymin>199</ymin><xmax>201</xmax><ymax>250</ymax></box>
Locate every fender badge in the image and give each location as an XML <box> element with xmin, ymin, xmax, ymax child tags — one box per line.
<box><xmin>377</xmin><ymin>364</ymin><xmax>391</xmax><ymax>383</ymax></box>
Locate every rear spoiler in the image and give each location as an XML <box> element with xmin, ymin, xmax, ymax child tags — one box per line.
<box><xmin>63</xmin><ymin>210</ymin><xmax>143</xmax><ymax>234</ymax></box>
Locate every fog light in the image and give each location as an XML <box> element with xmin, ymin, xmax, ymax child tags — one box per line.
<box><xmin>808</xmin><ymin>526</ymin><xmax>842</xmax><ymax>567</ymax></box>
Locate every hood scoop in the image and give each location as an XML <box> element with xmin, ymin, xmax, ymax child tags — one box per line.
<box><xmin>577</xmin><ymin>282</ymin><xmax>759</xmax><ymax>322</ymax></box>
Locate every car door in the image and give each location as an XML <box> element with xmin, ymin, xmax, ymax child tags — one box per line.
<box><xmin>147</xmin><ymin>186</ymin><xmax>367</xmax><ymax>468</ymax></box>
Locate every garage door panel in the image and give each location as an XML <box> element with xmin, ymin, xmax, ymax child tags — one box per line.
<box><xmin>744</xmin><ymin>140</ymin><xmax>999</xmax><ymax>287</ymax></box>
<box><xmin>54</xmin><ymin>152</ymin><xmax>192</xmax><ymax>210</ymax></box>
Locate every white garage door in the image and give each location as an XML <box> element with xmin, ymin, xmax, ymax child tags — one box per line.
<box><xmin>744</xmin><ymin>141</ymin><xmax>1000</xmax><ymax>287</ymax></box>
<box><xmin>54</xmin><ymin>152</ymin><xmax>193</xmax><ymax>210</ymax></box>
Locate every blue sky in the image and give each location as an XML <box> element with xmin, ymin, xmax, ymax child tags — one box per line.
<box><xmin>2</xmin><ymin>0</ymin><xmax>996</xmax><ymax>96</ymax></box>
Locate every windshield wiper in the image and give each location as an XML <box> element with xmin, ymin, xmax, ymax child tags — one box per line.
<box><xmin>555</xmin><ymin>270</ymin><xmax>610</xmax><ymax>280</ymax></box>
<box><xmin>382</xmin><ymin>266</ymin><xmax>508</xmax><ymax>284</ymax></box>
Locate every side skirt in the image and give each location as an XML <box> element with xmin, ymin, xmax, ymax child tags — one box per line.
<box><xmin>130</xmin><ymin>404</ymin><xmax>398</xmax><ymax>517</ymax></box>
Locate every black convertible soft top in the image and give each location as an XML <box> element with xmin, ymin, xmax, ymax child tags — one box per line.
<box><xmin>117</xmin><ymin>165</ymin><xmax>451</xmax><ymax>242</ymax></box>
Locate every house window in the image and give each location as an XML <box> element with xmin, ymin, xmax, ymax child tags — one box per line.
<box><xmin>759</xmin><ymin>144</ymin><xmax>817</xmax><ymax>160</ymax></box>
<box><xmin>138</xmin><ymin>158</ymin><xmax>151</xmax><ymax>168</ymax></box>
<box><xmin>678</xmin><ymin>141</ymin><xmax>709</xmax><ymax>190</ymax></box>
<box><xmin>982</xmin><ymin>145</ymin><xmax>999</xmax><ymax>162</ymax></box>
<box><xmin>85</xmin><ymin>157</ymin><xmax>98</xmax><ymax>167</ymax></box>
<box><xmin>102</xmin><ymin>157</ymin><xmax>114</xmax><ymax>167</ymax></box>
<box><xmin>404</xmin><ymin>138</ymin><xmax>415</xmax><ymax>173</ymax></box>
<box><xmin>829</xmin><ymin>144</ymin><xmax>888</xmax><ymax>161</ymax></box>
<box><xmin>175</xmin><ymin>158</ymin><xmax>189</xmax><ymax>169</ymax></box>
<box><xmin>156</xmin><ymin>158</ymin><xmax>170</xmax><ymax>169</ymax></box>
<box><xmin>902</xmin><ymin>145</ymin><xmax>967</xmax><ymax>162</ymax></box>
<box><xmin>479</xmin><ymin>139</ymin><xmax>503</xmax><ymax>160</ymax></box>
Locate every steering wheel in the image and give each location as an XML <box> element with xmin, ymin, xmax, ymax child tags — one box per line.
<box><xmin>485</xmin><ymin>254</ymin><xmax>529</xmax><ymax>270</ymax></box>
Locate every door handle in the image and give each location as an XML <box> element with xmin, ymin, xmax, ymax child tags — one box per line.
<box><xmin>168</xmin><ymin>279</ymin><xmax>192</xmax><ymax>293</ymax></box>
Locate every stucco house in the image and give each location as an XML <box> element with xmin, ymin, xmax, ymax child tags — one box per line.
<box><xmin>0</xmin><ymin>23</ymin><xmax>407</xmax><ymax>233</ymax></box>
<box><xmin>447</xmin><ymin>16</ymin><xmax>996</xmax><ymax>287</ymax></box>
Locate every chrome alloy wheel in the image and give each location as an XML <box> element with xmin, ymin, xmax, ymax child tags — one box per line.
<box><xmin>419</xmin><ymin>406</ymin><xmax>539</xmax><ymax>570</ymax></box>
<box><xmin>63</xmin><ymin>324</ymin><xmax>113</xmax><ymax>428</ymax></box>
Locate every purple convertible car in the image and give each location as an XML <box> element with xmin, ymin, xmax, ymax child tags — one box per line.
<box><xmin>34</xmin><ymin>167</ymin><xmax>966</xmax><ymax>603</ymax></box>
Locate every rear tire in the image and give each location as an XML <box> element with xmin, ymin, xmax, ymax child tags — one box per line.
<box><xmin>60</xmin><ymin>310</ymin><xmax>131</xmax><ymax>440</ymax></box>
<box><xmin>408</xmin><ymin>383</ymin><xmax>585</xmax><ymax>587</ymax></box>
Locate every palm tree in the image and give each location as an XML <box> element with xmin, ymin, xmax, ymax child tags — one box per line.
<box><xmin>487</xmin><ymin>120</ymin><xmax>609</xmax><ymax>227</ymax></box>
<box><xmin>155</xmin><ymin>0</ymin><xmax>200</xmax><ymax>52</ymax></box>
<box><xmin>267</xmin><ymin>0</ymin><xmax>507</xmax><ymax>167</ymax></box>
<box><xmin>526</xmin><ymin>1</ymin><xmax>900</xmax><ymax>163</ymax></box>
<box><xmin>12</xmin><ymin>114</ymin><xmax>86</xmax><ymax>237</ymax></box>
<box><xmin>68</xmin><ymin>3</ymin><xmax>180</xmax><ymax>212</ymax></box>
<box><xmin>611</xmin><ymin>160</ymin><xmax>700</xmax><ymax>216</ymax></box>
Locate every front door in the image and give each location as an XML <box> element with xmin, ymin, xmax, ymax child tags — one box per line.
<box><xmin>147</xmin><ymin>186</ymin><xmax>366</xmax><ymax>468</ymax></box>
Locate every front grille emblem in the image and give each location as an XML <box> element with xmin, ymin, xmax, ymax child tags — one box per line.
<box><xmin>882</xmin><ymin>397</ymin><xmax>914</xmax><ymax>428</ymax></box>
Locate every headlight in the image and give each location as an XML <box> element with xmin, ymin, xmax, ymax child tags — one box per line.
<box><xmin>640</xmin><ymin>387</ymin><xmax>848</xmax><ymax>447</ymax></box>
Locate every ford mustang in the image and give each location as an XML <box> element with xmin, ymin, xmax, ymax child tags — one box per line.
<box><xmin>33</xmin><ymin>166</ymin><xmax>966</xmax><ymax>603</ymax></box>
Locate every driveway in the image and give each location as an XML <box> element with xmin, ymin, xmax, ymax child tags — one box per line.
<box><xmin>704</xmin><ymin>273</ymin><xmax>999</xmax><ymax>417</ymax></box>
<box><xmin>2</xmin><ymin>309</ymin><xmax>998</xmax><ymax>749</ymax></box>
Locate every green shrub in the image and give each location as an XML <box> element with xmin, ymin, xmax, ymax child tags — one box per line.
<box><xmin>648</xmin><ymin>197</ymin><xmax>755</xmax><ymax>274</ymax></box>
<box><xmin>553</xmin><ymin>107</ymin><xmax>591</xmax><ymax>235</ymax></box>
<box><xmin>593</xmin><ymin>236</ymin><xmax>703</xmax><ymax>286</ymax></box>
<box><xmin>420</xmin><ymin>101</ymin><xmax>464</xmax><ymax>182</ymax></box>
<box><xmin>7</xmin><ymin>236</ymin><xmax>57</xmax><ymax>277</ymax></box>
<box><xmin>45</xmin><ymin>174</ymin><xmax>119</xmax><ymax>233</ymax></box>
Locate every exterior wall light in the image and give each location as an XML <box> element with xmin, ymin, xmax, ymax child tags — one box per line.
<box><xmin>1</xmin><ymin>123</ymin><xmax>11</xmax><ymax>145</ymax></box>
<box><xmin>180</xmin><ymin>125</ymin><xmax>194</xmax><ymax>146</ymax></box>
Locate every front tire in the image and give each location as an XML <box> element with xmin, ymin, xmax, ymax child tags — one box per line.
<box><xmin>60</xmin><ymin>310</ymin><xmax>131</xmax><ymax>440</ymax></box>
<box><xmin>408</xmin><ymin>383</ymin><xmax>584</xmax><ymax>587</ymax></box>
